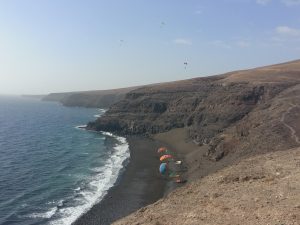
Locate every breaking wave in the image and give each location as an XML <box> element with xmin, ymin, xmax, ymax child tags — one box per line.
<box><xmin>45</xmin><ymin>133</ymin><xmax>130</xmax><ymax>225</ymax></box>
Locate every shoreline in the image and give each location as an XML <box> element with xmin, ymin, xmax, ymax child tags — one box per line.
<box><xmin>73</xmin><ymin>136</ymin><xmax>169</xmax><ymax>225</ymax></box>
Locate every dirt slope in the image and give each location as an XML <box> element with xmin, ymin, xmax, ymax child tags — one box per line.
<box><xmin>113</xmin><ymin>148</ymin><xmax>300</xmax><ymax>225</ymax></box>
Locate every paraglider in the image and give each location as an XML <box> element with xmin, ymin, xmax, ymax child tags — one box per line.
<box><xmin>119</xmin><ymin>39</ymin><xmax>125</xmax><ymax>47</ymax></box>
<box><xmin>160</xmin><ymin>154</ymin><xmax>173</xmax><ymax>162</ymax></box>
<box><xmin>157</xmin><ymin>147</ymin><xmax>167</xmax><ymax>154</ymax></box>
<box><xmin>157</xmin><ymin>147</ymin><xmax>174</xmax><ymax>155</ymax></box>
<box><xmin>160</xmin><ymin>21</ymin><xmax>165</xmax><ymax>28</ymax></box>
<box><xmin>184</xmin><ymin>62</ymin><xmax>188</xmax><ymax>69</ymax></box>
<box><xmin>159</xmin><ymin>163</ymin><xmax>168</xmax><ymax>175</ymax></box>
<box><xmin>156</xmin><ymin>147</ymin><xmax>187</xmax><ymax>184</ymax></box>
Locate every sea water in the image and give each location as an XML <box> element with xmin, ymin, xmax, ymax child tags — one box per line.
<box><xmin>0</xmin><ymin>96</ymin><xmax>130</xmax><ymax>225</ymax></box>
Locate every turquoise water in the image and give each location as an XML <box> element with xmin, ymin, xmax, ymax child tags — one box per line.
<box><xmin>0</xmin><ymin>96</ymin><xmax>129</xmax><ymax>225</ymax></box>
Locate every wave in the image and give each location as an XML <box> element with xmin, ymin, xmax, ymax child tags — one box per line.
<box><xmin>74</xmin><ymin>187</ymin><xmax>81</xmax><ymax>192</ymax></box>
<box><xmin>97</xmin><ymin>108</ymin><xmax>107</xmax><ymax>113</ymax></box>
<box><xmin>101</xmin><ymin>131</ymin><xmax>114</xmax><ymax>137</ymax></box>
<box><xmin>95</xmin><ymin>137</ymin><xmax>105</xmax><ymax>140</ymax></box>
<box><xmin>75</xmin><ymin>125</ymin><xmax>87</xmax><ymax>129</ymax></box>
<box><xmin>94</xmin><ymin>108</ymin><xmax>107</xmax><ymax>118</ymax></box>
<box><xmin>28</xmin><ymin>207</ymin><xmax>57</xmax><ymax>219</ymax></box>
<box><xmin>76</xmin><ymin>109</ymin><xmax>106</xmax><ymax>129</ymax></box>
<box><xmin>45</xmin><ymin>132</ymin><xmax>130</xmax><ymax>225</ymax></box>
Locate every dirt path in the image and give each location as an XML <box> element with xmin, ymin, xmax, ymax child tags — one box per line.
<box><xmin>280</xmin><ymin>103</ymin><xmax>300</xmax><ymax>144</ymax></box>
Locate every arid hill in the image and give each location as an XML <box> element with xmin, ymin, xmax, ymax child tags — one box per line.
<box><xmin>113</xmin><ymin>147</ymin><xmax>300</xmax><ymax>225</ymax></box>
<box><xmin>87</xmin><ymin>60</ymin><xmax>300</xmax><ymax>224</ymax></box>
<box><xmin>88</xmin><ymin>60</ymin><xmax>300</xmax><ymax>161</ymax></box>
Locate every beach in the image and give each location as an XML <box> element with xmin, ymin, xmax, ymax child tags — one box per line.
<box><xmin>73</xmin><ymin>136</ymin><xmax>168</xmax><ymax>225</ymax></box>
<box><xmin>73</xmin><ymin>128</ymin><xmax>231</xmax><ymax>225</ymax></box>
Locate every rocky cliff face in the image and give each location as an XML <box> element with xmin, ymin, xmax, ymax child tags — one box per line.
<box><xmin>87</xmin><ymin>60</ymin><xmax>300</xmax><ymax>225</ymax></box>
<box><xmin>88</xmin><ymin>61</ymin><xmax>299</xmax><ymax>139</ymax></box>
<box><xmin>88</xmin><ymin>60</ymin><xmax>300</xmax><ymax>161</ymax></box>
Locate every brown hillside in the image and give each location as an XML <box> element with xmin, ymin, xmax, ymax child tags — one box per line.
<box><xmin>87</xmin><ymin>60</ymin><xmax>300</xmax><ymax>224</ymax></box>
<box><xmin>88</xmin><ymin>61</ymin><xmax>300</xmax><ymax>162</ymax></box>
<box><xmin>113</xmin><ymin>148</ymin><xmax>300</xmax><ymax>225</ymax></box>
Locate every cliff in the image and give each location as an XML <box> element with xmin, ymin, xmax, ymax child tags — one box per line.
<box><xmin>89</xmin><ymin>60</ymin><xmax>300</xmax><ymax>224</ymax></box>
<box><xmin>42</xmin><ymin>92</ymin><xmax>75</xmax><ymax>102</ymax></box>
<box><xmin>88</xmin><ymin>60</ymin><xmax>300</xmax><ymax>158</ymax></box>
<box><xmin>86</xmin><ymin>60</ymin><xmax>300</xmax><ymax>224</ymax></box>
<box><xmin>42</xmin><ymin>86</ymin><xmax>140</xmax><ymax>108</ymax></box>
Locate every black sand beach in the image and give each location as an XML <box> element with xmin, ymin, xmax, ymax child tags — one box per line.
<box><xmin>73</xmin><ymin>136</ymin><xmax>167</xmax><ymax>225</ymax></box>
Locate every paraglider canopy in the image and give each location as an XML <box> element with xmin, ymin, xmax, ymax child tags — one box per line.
<box><xmin>184</xmin><ymin>62</ymin><xmax>188</xmax><ymax>69</ymax></box>
<box><xmin>160</xmin><ymin>154</ymin><xmax>173</xmax><ymax>162</ymax></box>
<box><xmin>119</xmin><ymin>39</ymin><xmax>125</xmax><ymax>46</ymax></box>
<box><xmin>159</xmin><ymin>163</ymin><xmax>167</xmax><ymax>175</ymax></box>
<box><xmin>157</xmin><ymin>147</ymin><xmax>167</xmax><ymax>154</ymax></box>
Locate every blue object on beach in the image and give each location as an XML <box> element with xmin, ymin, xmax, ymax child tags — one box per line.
<box><xmin>159</xmin><ymin>163</ymin><xmax>167</xmax><ymax>175</ymax></box>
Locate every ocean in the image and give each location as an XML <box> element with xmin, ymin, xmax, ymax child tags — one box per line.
<box><xmin>0</xmin><ymin>96</ymin><xmax>130</xmax><ymax>225</ymax></box>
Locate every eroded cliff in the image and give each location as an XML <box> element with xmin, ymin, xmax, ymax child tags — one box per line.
<box><xmin>88</xmin><ymin>60</ymin><xmax>300</xmax><ymax>159</ymax></box>
<box><xmin>88</xmin><ymin>60</ymin><xmax>300</xmax><ymax>225</ymax></box>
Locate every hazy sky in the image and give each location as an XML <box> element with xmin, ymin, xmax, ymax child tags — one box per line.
<box><xmin>0</xmin><ymin>0</ymin><xmax>300</xmax><ymax>95</ymax></box>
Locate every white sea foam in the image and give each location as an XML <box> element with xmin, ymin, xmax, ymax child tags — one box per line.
<box><xmin>97</xmin><ymin>108</ymin><xmax>107</xmax><ymax>113</ymax></box>
<box><xmin>101</xmin><ymin>131</ymin><xmax>114</xmax><ymax>137</ymax></box>
<box><xmin>74</xmin><ymin>187</ymin><xmax>81</xmax><ymax>192</ymax></box>
<box><xmin>95</xmin><ymin>137</ymin><xmax>105</xmax><ymax>140</ymax></box>
<box><xmin>28</xmin><ymin>207</ymin><xmax>57</xmax><ymax>219</ymax></box>
<box><xmin>57</xmin><ymin>200</ymin><xmax>64</xmax><ymax>207</ymax></box>
<box><xmin>75</xmin><ymin>125</ymin><xmax>87</xmax><ymax>129</ymax></box>
<box><xmin>94</xmin><ymin>108</ymin><xmax>107</xmax><ymax>118</ymax></box>
<box><xmin>47</xmin><ymin>133</ymin><xmax>130</xmax><ymax>225</ymax></box>
<box><xmin>90</xmin><ymin>167</ymin><xmax>103</xmax><ymax>173</ymax></box>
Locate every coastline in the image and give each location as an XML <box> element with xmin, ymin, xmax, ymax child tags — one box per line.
<box><xmin>73</xmin><ymin>136</ymin><xmax>168</xmax><ymax>225</ymax></box>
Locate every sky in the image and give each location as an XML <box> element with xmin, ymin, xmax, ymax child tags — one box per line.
<box><xmin>0</xmin><ymin>0</ymin><xmax>300</xmax><ymax>95</ymax></box>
